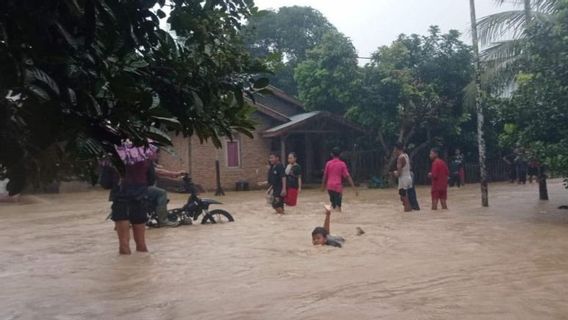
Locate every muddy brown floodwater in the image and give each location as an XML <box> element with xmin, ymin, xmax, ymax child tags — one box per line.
<box><xmin>1</xmin><ymin>181</ymin><xmax>568</xmax><ymax>320</ymax></box>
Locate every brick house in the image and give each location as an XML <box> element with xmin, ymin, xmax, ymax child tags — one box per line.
<box><xmin>159</xmin><ymin>86</ymin><xmax>365</xmax><ymax>191</ymax></box>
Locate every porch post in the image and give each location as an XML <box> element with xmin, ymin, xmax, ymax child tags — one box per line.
<box><xmin>304</xmin><ymin>134</ymin><xmax>313</xmax><ymax>183</ymax></box>
<box><xmin>280</xmin><ymin>135</ymin><xmax>287</xmax><ymax>162</ymax></box>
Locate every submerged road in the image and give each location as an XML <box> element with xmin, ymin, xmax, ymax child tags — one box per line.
<box><xmin>1</xmin><ymin>181</ymin><xmax>568</xmax><ymax>319</ymax></box>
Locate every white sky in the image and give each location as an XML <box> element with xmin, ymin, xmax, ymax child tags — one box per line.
<box><xmin>253</xmin><ymin>0</ymin><xmax>518</xmax><ymax>58</ymax></box>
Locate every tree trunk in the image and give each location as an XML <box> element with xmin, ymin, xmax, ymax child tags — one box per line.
<box><xmin>539</xmin><ymin>167</ymin><xmax>549</xmax><ymax>201</ymax></box>
<box><xmin>470</xmin><ymin>0</ymin><xmax>489</xmax><ymax>207</ymax></box>
<box><xmin>524</xmin><ymin>0</ymin><xmax>532</xmax><ymax>25</ymax></box>
<box><xmin>523</xmin><ymin>0</ymin><xmax>549</xmax><ymax>200</ymax></box>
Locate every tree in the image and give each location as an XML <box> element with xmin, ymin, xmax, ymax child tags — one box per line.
<box><xmin>470</xmin><ymin>0</ymin><xmax>489</xmax><ymax>207</ymax></box>
<box><xmin>497</xmin><ymin>0</ymin><xmax>568</xmax><ymax>187</ymax></box>
<box><xmin>0</xmin><ymin>0</ymin><xmax>266</xmax><ymax>194</ymax></box>
<box><xmin>242</xmin><ymin>6</ymin><xmax>337</xmax><ymax>95</ymax></box>
<box><xmin>347</xmin><ymin>27</ymin><xmax>473</xmax><ymax>176</ymax></box>
<box><xmin>476</xmin><ymin>0</ymin><xmax>559</xmax><ymax>91</ymax></box>
<box><xmin>294</xmin><ymin>31</ymin><xmax>359</xmax><ymax>114</ymax></box>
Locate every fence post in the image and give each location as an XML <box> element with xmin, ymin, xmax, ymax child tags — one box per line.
<box><xmin>539</xmin><ymin>166</ymin><xmax>548</xmax><ymax>201</ymax></box>
<box><xmin>215</xmin><ymin>160</ymin><xmax>225</xmax><ymax>196</ymax></box>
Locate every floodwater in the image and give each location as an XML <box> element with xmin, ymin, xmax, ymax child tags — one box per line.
<box><xmin>1</xmin><ymin>181</ymin><xmax>568</xmax><ymax>320</ymax></box>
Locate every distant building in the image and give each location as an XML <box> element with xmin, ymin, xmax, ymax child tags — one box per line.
<box><xmin>159</xmin><ymin>86</ymin><xmax>365</xmax><ymax>191</ymax></box>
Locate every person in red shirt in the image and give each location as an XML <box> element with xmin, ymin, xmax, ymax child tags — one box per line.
<box><xmin>321</xmin><ymin>147</ymin><xmax>358</xmax><ymax>212</ymax></box>
<box><xmin>428</xmin><ymin>148</ymin><xmax>449</xmax><ymax>210</ymax></box>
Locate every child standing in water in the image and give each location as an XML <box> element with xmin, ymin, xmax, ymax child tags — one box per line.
<box><xmin>428</xmin><ymin>148</ymin><xmax>449</xmax><ymax>210</ymax></box>
<box><xmin>312</xmin><ymin>205</ymin><xmax>345</xmax><ymax>248</ymax></box>
<box><xmin>321</xmin><ymin>147</ymin><xmax>358</xmax><ymax>212</ymax></box>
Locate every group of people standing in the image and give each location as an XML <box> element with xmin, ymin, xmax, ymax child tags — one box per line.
<box><xmin>265</xmin><ymin>147</ymin><xmax>357</xmax><ymax>214</ymax></box>
<box><xmin>267</xmin><ymin>143</ymin><xmax>458</xmax><ymax>215</ymax></box>
<box><xmin>265</xmin><ymin>152</ymin><xmax>302</xmax><ymax>214</ymax></box>
<box><xmin>503</xmin><ymin>148</ymin><xmax>541</xmax><ymax>184</ymax></box>
<box><xmin>393</xmin><ymin>143</ymin><xmax>452</xmax><ymax>212</ymax></box>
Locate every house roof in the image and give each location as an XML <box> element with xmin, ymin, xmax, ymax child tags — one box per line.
<box><xmin>246</xmin><ymin>85</ymin><xmax>366</xmax><ymax>138</ymax></box>
<box><xmin>251</xmin><ymin>86</ymin><xmax>305</xmax><ymax>118</ymax></box>
<box><xmin>263</xmin><ymin>111</ymin><xmax>366</xmax><ymax>138</ymax></box>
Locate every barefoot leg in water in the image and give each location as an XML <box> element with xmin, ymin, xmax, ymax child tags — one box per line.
<box><xmin>132</xmin><ymin>223</ymin><xmax>148</xmax><ymax>252</ymax></box>
<box><xmin>115</xmin><ymin>221</ymin><xmax>131</xmax><ymax>255</ymax></box>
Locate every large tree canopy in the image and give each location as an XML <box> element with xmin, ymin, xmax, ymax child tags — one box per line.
<box><xmin>294</xmin><ymin>31</ymin><xmax>359</xmax><ymax>114</ymax></box>
<box><xmin>0</xmin><ymin>0</ymin><xmax>266</xmax><ymax>194</ymax></box>
<box><xmin>497</xmin><ymin>0</ymin><xmax>568</xmax><ymax>181</ymax></box>
<box><xmin>347</xmin><ymin>27</ymin><xmax>474</xmax><ymax>174</ymax></box>
<box><xmin>242</xmin><ymin>6</ymin><xmax>337</xmax><ymax>95</ymax></box>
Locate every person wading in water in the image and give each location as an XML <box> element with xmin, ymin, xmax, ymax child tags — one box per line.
<box><xmin>393</xmin><ymin>143</ymin><xmax>413</xmax><ymax>212</ymax></box>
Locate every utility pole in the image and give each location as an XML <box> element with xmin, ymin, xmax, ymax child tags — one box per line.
<box><xmin>469</xmin><ymin>0</ymin><xmax>489</xmax><ymax>207</ymax></box>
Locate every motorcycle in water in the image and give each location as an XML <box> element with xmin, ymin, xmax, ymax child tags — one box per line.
<box><xmin>146</xmin><ymin>174</ymin><xmax>234</xmax><ymax>228</ymax></box>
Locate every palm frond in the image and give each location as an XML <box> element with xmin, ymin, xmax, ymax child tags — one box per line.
<box><xmin>493</xmin><ymin>0</ymin><xmax>525</xmax><ymax>6</ymax></box>
<box><xmin>493</xmin><ymin>0</ymin><xmax>560</xmax><ymax>13</ymax></box>
<box><xmin>533</xmin><ymin>0</ymin><xmax>561</xmax><ymax>13</ymax></box>
<box><xmin>477</xmin><ymin>10</ymin><xmax>527</xmax><ymax>46</ymax></box>
<box><xmin>481</xmin><ymin>55</ymin><xmax>520</xmax><ymax>93</ymax></box>
<box><xmin>480</xmin><ymin>39</ymin><xmax>524</xmax><ymax>63</ymax></box>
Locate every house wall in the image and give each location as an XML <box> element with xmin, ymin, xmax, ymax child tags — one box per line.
<box><xmin>159</xmin><ymin>113</ymin><xmax>274</xmax><ymax>191</ymax></box>
<box><xmin>159</xmin><ymin>133</ymin><xmax>191</xmax><ymax>172</ymax></box>
<box><xmin>189</xmin><ymin>130</ymin><xmax>271</xmax><ymax>191</ymax></box>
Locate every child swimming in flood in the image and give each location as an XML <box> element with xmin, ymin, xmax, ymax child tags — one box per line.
<box><xmin>312</xmin><ymin>205</ymin><xmax>346</xmax><ymax>248</ymax></box>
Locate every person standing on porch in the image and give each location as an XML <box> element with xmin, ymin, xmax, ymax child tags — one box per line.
<box><xmin>285</xmin><ymin>152</ymin><xmax>302</xmax><ymax>206</ymax></box>
<box><xmin>393</xmin><ymin>143</ymin><xmax>413</xmax><ymax>212</ymax></box>
<box><xmin>267</xmin><ymin>152</ymin><xmax>287</xmax><ymax>214</ymax></box>
<box><xmin>321</xmin><ymin>147</ymin><xmax>358</xmax><ymax>212</ymax></box>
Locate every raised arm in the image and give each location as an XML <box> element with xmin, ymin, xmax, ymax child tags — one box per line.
<box><xmin>323</xmin><ymin>205</ymin><xmax>332</xmax><ymax>234</ymax></box>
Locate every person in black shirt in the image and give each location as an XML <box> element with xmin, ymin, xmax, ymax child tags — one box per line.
<box><xmin>267</xmin><ymin>152</ymin><xmax>286</xmax><ymax>214</ymax></box>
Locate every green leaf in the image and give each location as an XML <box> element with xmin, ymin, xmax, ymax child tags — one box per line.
<box><xmin>86</xmin><ymin>94</ymin><xmax>102</xmax><ymax>117</ymax></box>
<box><xmin>54</xmin><ymin>22</ymin><xmax>78</xmax><ymax>50</ymax></box>
<box><xmin>26</xmin><ymin>84</ymin><xmax>50</xmax><ymax>101</ymax></box>
<box><xmin>67</xmin><ymin>88</ymin><xmax>77</xmax><ymax>106</ymax></box>
<box><xmin>145</xmin><ymin>127</ymin><xmax>172</xmax><ymax>146</ymax></box>
<box><xmin>192</xmin><ymin>92</ymin><xmax>204</xmax><ymax>112</ymax></box>
<box><xmin>150</xmin><ymin>93</ymin><xmax>160</xmax><ymax>109</ymax></box>
<box><xmin>152</xmin><ymin>116</ymin><xmax>182</xmax><ymax>130</ymax></box>
<box><xmin>25</xmin><ymin>68</ymin><xmax>60</xmax><ymax>96</ymax></box>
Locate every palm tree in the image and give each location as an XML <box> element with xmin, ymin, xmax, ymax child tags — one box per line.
<box><xmin>469</xmin><ymin>0</ymin><xmax>489</xmax><ymax>207</ymax></box>
<box><xmin>476</xmin><ymin>0</ymin><xmax>559</xmax><ymax>92</ymax></box>
<box><xmin>477</xmin><ymin>0</ymin><xmax>559</xmax><ymax>201</ymax></box>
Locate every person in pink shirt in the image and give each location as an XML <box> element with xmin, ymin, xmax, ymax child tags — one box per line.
<box><xmin>321</xmin><ymin>147</ymin><xmax>358</xmax><ymax>212</ymax></box>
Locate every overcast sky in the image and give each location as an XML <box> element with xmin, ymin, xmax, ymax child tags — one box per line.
<box><xmin>253</xmin><ymin>0</ymin><xmax>518</xmax><ymax>58</ymax></box>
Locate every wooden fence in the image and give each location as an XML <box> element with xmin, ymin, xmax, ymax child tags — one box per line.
<box><xmin>347</xmin><ymin>149</ymin><xmax>511</xmax><ymax>186</ymax></box>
